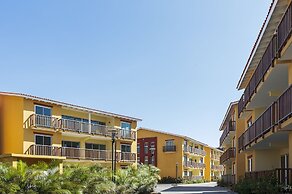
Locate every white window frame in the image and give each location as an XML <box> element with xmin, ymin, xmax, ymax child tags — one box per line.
<box><xmin>34</xmin><ymin>105</ymin><xmax>52</xmax><ymax>115</ymax></box>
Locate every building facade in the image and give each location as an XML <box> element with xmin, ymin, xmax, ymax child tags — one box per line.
<box><xmin>138</xmin><ymin>128</ymin><xmax>223</xmax><ymax>182</ymax></box>
<box><xmin>0</xmin><ymin>92</ymin><xmax>141</xmax><ymax>170</ymax></box>
<box><xmin>220</xmin><ymin>0</ymin><xmax>292</xmax><ymax>185</ymax></box>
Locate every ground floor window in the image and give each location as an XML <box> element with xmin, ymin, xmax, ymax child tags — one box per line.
<box><xmin>247</xmin><ymin>156</ymin><xmax>252</xmax><ymax>172</ymax></box>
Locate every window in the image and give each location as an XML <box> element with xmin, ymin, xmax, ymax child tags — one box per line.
<box><xmin>189</xmin><ymin>171</ymin><xmax>192</xmax><ymax>177</ymax></box>
<box><xmin>144</xmin><ymin>156</ymin><xmax>148</xmax><ymax>164</ymax></box>
<box><xmin>165</xmin><ymin>140</ymin><xmax>174</xmax><ymax>146</ymax></box>
<box><xmin>137</xmin><ymin>143</ymin><xmax>140</xmax><ymax>154</ymax></box>
<box><xmin>200</xmin><ymin>157</ymin><xmax>204</xmax><ymax>163</ymax></box>
<box><xmin>137</xmin><ymin>156</ymin><xmax>140</xmax><ymax>163</ymax></box>
<box><xmin>144</xmin><ymin>142</ymin><xmax>149</xmax><ymax>154</ymax></box>
<box><xmin>62</xmin><ymin>141</ymin><xmax>80</xmax><ymax>148</ymax></box>
<box><xmin>184</xmin><ymin>171</ymin><xmax>188</xmax><ymax>176</ymax></box>
<box><xmin>62</xmin><ymin>115</ymin><xmax>105</xmax><ymax>125</ymax></box>
<box><xmin>85</xmin><ymin>143</ymin><xmax>105</xmax><ymax>150</ymax></box>
<box><xmin>151</xmin><ymin>155</ymin><xmax>155</xmax><ymax>165</ymax></box>
<box><xmin>247</xmin><ymin>117</ymin><xmax>252</xmax><ymax>128</ymax></box>
<box><xmin>121</xmin><ymin>144</ymin><xmax>131</xmax><ymax>153</ymax></box>
<box><xmin>35</xmin><ymin>105</ymin><xmax>51</xmax><ymax>116</ymax></box>
<box><xmin>200</xmin><ymin>170</ymin><xmax>204</xmax><ymax>176</ymax></box>
<box><xmin>184</xmin><ymin>155</ymin><xmax>188</xmax><ymax>165</ymax></box>
<box><xmin>35</xmin><ymin>134</ymin><xmax>51</xmax><ymax>145</ymax></box>
<box><xmin>150</xmin><ymin>142</ymin><xmax>155</xmax><ymax>154</ymax></box>
<box><xmin>121</xmin><ymin>122</ymin><xmax>131</xmax><ymax>137</ymax></box>
<box><xmin>248</xmin><ymin>156</ymin><xmax>253</xmax><ymax>172</ymax></box>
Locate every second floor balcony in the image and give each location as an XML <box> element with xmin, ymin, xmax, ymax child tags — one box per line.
<box><xmin>27</xmin><ymin>114</ymin><xmax>136</xmax><ymax>140</ymax></box>
<box><xmin>220</xmin><ymin>147</ymin><xmax>235</xmax><ymax>164</ymax></box>
<box><xmin>238</xmin><ymin>85</ymin><xmax>292</xmax><ymax>151</ymax></box>
<box><xmin>211</xmin><ymin>164</ymin><xmax>224</xmax><ymax>171</ymax></box>
<box><xmin>184</xmin><ymin>146</ymin><xmax>206</xmax><ymax>156</ymax></box>
<box><xmin>220</xmin><ymin>121</ymin><xmax>236</xmax><ymax>146</ymax></box>
<box><xmin>163</xmin><ymin>145</ymin><xmax>176</xmax><ymax>152</ymax></box>
<box><xmin>184</xmin><ymin>161</ymin><xmax>206</xmax><ymax>169</ymax></box>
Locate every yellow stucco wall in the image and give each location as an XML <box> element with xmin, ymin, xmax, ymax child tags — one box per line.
<box><xmin>138</xmin><ymin>129</ymin><xmax>184</xmax><ymax>178</ymax></box>
<box><xmin>0</xmin><ymin>94</ymin><xmax>138</xmax><ymax>168</ymax></box>
<box><xmin>204</xmin><ymin>147</ymin><xmax>211</xmax><ymax>181</ymax></box>
<box><xmin>0</xmin><ymin>95</ymin><xmax>24</xmax><ymax>154</ymax></box>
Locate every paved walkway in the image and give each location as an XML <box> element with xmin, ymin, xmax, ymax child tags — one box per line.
<box><xmin>154</xmin><ymin>182</ymin><xmax>237</xmax><ymax>194</ymax></box>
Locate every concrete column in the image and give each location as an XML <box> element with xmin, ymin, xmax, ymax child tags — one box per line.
<box><xmin>288</xmin><ymin>64</ymin><xmax>292</xmax><ymax>85</ymax></box>
<box><xmin>88</xmin><ymin>113</ymin><xmax>91</xmax><ymax>134</ymax></box>
<box><xmin>288</xmin><ymin>132</ymin><xmax>292</xmax><ymax>168</ymax></box>
<box><xmin>59</xmin><ymin>163</ymin><xmax>63</xmax><ymax>174</ymax></box>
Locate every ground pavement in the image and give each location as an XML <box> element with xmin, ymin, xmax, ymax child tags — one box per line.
<box><xmin>154</xmin><ymin>182</ymin><xmax>237</xmax><ymax>194</ymax></box>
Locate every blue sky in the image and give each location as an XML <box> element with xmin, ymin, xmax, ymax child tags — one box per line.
<box><xmin>0</xmin><ymin>1</ymin><xmax>271</xmax><ymax>147</ymax></box>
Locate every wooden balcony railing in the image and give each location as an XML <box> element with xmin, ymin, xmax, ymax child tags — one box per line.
<box><xmin>222</xmin><ymin>174</ymin><xmax>235</xmax><ymax>185</ymax></box>
<box><xmin>220</xmin><ymin>147</ymin><xmax>235</xmax><ymax>164</ymax></box>
<box><xmin>29</xmin><ymin>114</ymin><xmax>59</xmax><ymax>129</ymax></box>
<box><xmin>211</xmin><ymin>165</ymin><xmax>224</xmax><ymax>171</ymax></box>
<box><xmin>220</xmin><ymin>121</ymin><xmax>236</xmax><ymax>146</ymax></box>
<box><xmin>239</xmin><ymin>1</ymin><xmax>292</xmax><ymax>116</ymax></box>
<box><xmin>245</xmin><ymin>168</ymin><xmax>292</xmax><ymax>185</ymax></box>
<box><xmin>238</xmin><ymin>85</ymin><xmax>292</xmax><ymax>151</ymax></box>
<box><xmin>163</xmin><ymin>145</ymin><xmax>176</xmax><ymax>152</ymax></box>
<box><xmin>278</xmin><ymin>3</ymin><xmax>292</xmax><ymax>53</ymax></box>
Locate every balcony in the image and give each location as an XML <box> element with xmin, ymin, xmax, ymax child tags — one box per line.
<box><xmin>184</xmin><ymin>146</ymin><xmax>206</xmax><ymax>156</ymax></box>
<box><xmin>211</xmin><ymin>154</ymin><xmax>220</xmax><ymax>161</ymax></box>
<box><xmin>245</xmin><ymin>168</ymin><xmax>292</xmax><ymax>185</ymax></box>
<box><xmin>221</xmin><ymin>174</ymin><xmax>235</xmax><ymax>185</ymax></box>
<box><xmin>28</xmin><ymin>114</ymin><xmax>136</xmax><ymax>140</ymax></box>
<box><xmin>239</xmin><ymin>2</ymin><xmax>292</xmax><ymax>116</ymax></box>
<box><xmin>184</xmin><ymin>161</ymin><xmax>206</xmax><ymax>169</ymax></box>
<box><xmin>25</xmin><ymin>145</ymin><xmax>136</xmax><ymax>162</ymax></box>
<box><xmin>238</xmin><ymin>85</ymin><xmax>292</xmax><ymax>151</ymax></box>
<box><xmin>211</xmin><ymin>164</ymin><xmax>224</xmax><ymax>171</ymax></box>
<box><xmin>163</xmin><ymin>145</ymin><xmax>176</xmax><ymax>152</ymax></box>
<box><xmin>220</xmin><ymin>147</ymin><xmax>235</xmax><ymax>164</ymax></box>
<box><xmin>220</xmin><ymin>121</ymin><xmax>236</xmax><ymax>146</ymax></box>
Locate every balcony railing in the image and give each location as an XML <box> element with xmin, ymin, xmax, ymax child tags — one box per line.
<box><xmin>238</xmin><ymin>85</ymin><xmax>292</xmax><ymax>151</ymax></box>
<box><xmin>184</xmin><ymin>161</ymin><xmax>206</xmax><ymax>169</ymax></box>
<box><xmin>29</xmin><ymin>114</ymin><xmax>59</xmax><ymax>129</ymax></box>
<box><xmin>211</xmin><ymin>154</ymin><xmax>221</xmax><ymax>161</ymax></box>
<box><xmin>163</xmin><ymin>145</ymin><xmax>176</xmax><ymax>152</ymax></box>
<box><xmin>220</xmin><ymin>147</ymin><xmax>235</xmax><ymax>164</ymax></box>
<box><xmin>211</xmin><ymin>165</ymin><xmax>224</xmax><ymax>171</ymax></box>
<box><xmin>25</xmin><ymin>144</ymin><xmax>61</xmax><ymax>156</ymax></box>
<box><xmin>25</xmin><ymin>145</ymin><xmax>136</xmax><ymax>162</ymax></box>
<box><xmin>245</xmin><ymin>168</ymin><xmax>292</xmax><ymax>185</ymax></box>
<box><xmin>184</xmin><ymin>146</ymin><xmax>206</xmax><ymax>156</ymax></box>
<box><xmin>28</xmin><ymin>114</ymin><xmax>136</xmax><ymax>140</ymax></box>
<box><xmin>222</xmin><ymin>174</ymin><xmax>235</xmax><ymax>185</ymax></box>
<box><xmin>278</xmin><ymin>3</ymin><xmax>292</xmax><ymax>53</ymax></box>
<box><xmin>117</xmin><ymin>152</ymin><xmax>136</xmax><ymax>162</ymax></box>
<box><xmin>220</xmin><ymin>121</ymin><xmax>236</xmax><ymax>146</ymax></box>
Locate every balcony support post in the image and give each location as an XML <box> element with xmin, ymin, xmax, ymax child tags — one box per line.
<box><xmin>88</xmin><ymin>113</ymin><xmax>91</xmax><ymax>134</ymax></box>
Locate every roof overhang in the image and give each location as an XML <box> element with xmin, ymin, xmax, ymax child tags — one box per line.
<box><xmin>219</xmin><ymin>101</ymin><xmax>238</xmax><ymax>131</ymax></box>
<box><xmin>237</xmin><ymin>0</ymin><xmax>288</xmax><ymax>90</ymax></box>
<box><xmin>0</xmin><ymin>91</ymin><xmax>142</xmax><ymax>122</ymax></box>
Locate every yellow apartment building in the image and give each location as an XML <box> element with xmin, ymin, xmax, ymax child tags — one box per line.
<box><xmin>137</xmin><ymin>128</ymin><xmax>223</xmax><ymax>182</ymax></box>
<box><xmin>221</xmin><ymin>0</ymin><xmax>292</xmax><ymax>185</ymax></box>
<box><xmin>0</xmin><ymin>92</ymin><xmax>141</xmax><ymax>170</ymax></box>
<box><xmin>219</xmin><ymin>101</ymin><xmax>245</xmax><ymax>184</ymax></box>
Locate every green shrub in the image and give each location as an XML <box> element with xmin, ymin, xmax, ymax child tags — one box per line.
<box><xmin>159</xmin><ymin>176</ymin><xmax>182</xmax><ymax>184</ymax></box>
<box><xmin>234</xmin><ymin>175</ymin><xmax>279</xmax><ymax>194</ymax></box>
<box><xmin>0</xmin><ymin>161</ymin><xmax>160</xmax><ymax>194</ymax></box>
